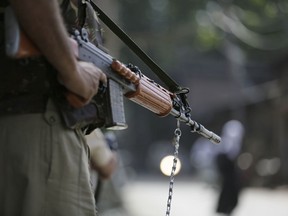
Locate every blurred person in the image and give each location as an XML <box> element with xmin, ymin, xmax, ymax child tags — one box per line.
<box><xmin>0</xmin><ymin>0</ymin><xmax>109</xmax><ymax>215</ymax></box>
<box><xmin>86</xmin><ymin>129</ymin><xmax>118</xmax><ymax>192</ymax></box>
<box><xmin>87</xmin><ymin>130</ymin><xmax>130</xmax><ymax>216</ymax></box>
<box><xmin>215</xmin><ymin>153</ymin><xmax>240</xmax><ymax>215</ymax></box>
<box><xmin>215</xmin><ymin>120</ymin><xmax>245</xmax><ymax>216</ymax></box>
<box><xmin>190</xmin><ymin>120</ymin><xmax>244</xmax><ymax>216</ymax></box>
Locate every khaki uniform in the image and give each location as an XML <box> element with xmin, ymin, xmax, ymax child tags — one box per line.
<box><xmin>0</xmin><ymin>101</ymin><xmax>97</xmax><ymax>216</ymax></box>
<box><xmin>0</xmin><ymin>1</ymin><xmax>103</xmax><ymax>215</ymax></box>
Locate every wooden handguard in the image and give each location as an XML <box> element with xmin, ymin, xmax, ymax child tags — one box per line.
<box><xmin>126</xmin><ymin>74</ymin><xmax>173</xmax><ymax>116</ymax></box>
<box><xmin>111</xmin><ymin>60</ymin><xmax>173</xmax><ymax>117</ymax></box>
<box><xmin>110</xmin><ymin>59</ymin><xmax>140</xmax><ymax>85</ymax></box>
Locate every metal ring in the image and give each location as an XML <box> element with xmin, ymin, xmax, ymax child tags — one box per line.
<box><xmin>174</xmin><ymin>128</ymin><xmax>181</xmax><ymax>136</ymax></box>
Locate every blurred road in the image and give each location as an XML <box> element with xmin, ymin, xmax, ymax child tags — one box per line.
<box><xmin>120</xmin><ymin>179</ymin><xmax>288</xmax><ymax>216</ymax></box>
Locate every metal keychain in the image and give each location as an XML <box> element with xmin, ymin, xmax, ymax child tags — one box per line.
<box><xmin>165</xmin><ymin>119</ymin><xmax>181</xmax><ymax>216</ymax></box>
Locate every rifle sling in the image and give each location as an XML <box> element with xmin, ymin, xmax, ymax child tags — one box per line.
<box><xmin>87</xmin><ymin>0</ymin><xmax>183</xmax><ymax>93</ymax></box>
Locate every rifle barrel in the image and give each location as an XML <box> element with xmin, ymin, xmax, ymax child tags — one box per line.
<box><xmin>170</xmin><ymin>108</ymin><xmax>221</xmax><ymax>144</ymax></box>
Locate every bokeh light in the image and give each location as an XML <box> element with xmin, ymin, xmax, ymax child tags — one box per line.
<box><xmin>160</xmin><ymin>155</ymin><xmax>182</xmax><ymax>176</ymax></box>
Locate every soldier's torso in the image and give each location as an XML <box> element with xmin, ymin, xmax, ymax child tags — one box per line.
<box><xmin>0</xmin><ymin>2</ymin><xmax>51</xmax><ymax>104</ymax></box>
<box><xmin>0</xmin><ymin>0</ymin><xmax>102</xmax><ymax>110</ymax></box>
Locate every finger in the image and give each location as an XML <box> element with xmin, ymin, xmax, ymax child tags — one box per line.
<box><xmin>65</xmin><ymin>91</ymin><xmax>89</xmax><ymax>108</ymax></box>
<box><xmin>100</xmin><ymin>72</ymin><xmax>107</xmax><ymax>84</ymax></box>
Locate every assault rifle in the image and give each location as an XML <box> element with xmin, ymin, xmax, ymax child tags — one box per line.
<box><xmin>5</xmin><ymin>7</ymin><xmax>221</xmax><ymax>144</ymax></box>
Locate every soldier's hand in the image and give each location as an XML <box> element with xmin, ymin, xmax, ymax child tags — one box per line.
<box><xmin>58</xmin><ymin>61</ymin><xmax>107</xmax><ymax>106</ymax></box>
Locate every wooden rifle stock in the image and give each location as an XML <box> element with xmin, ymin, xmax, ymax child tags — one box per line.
<box><xmin>4</xmin><ymin>7</ymin><xmax>39</xmax><ymax>58</ymax></box>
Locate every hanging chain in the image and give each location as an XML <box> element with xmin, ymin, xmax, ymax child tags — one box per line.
<box><xmin>165</xmin><ymin>119</ymin><xmax>181</xmax><ymax>216</ymax></box>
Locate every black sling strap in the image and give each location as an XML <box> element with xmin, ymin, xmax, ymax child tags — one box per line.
<box><xmin>77</xmin><ymin>0</ymin><xmax>87</xmax><ymax>28</ymax></box>
<box><xmin>87</xmin><ymin>1</ymin><xmax>186</xmax><ymax>94</ymax></box>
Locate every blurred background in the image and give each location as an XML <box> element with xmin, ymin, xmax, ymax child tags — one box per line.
<box><xmin>94</xmin><ymin>0</ymin><xmax>288</xmax><ymax>215</ymax></box>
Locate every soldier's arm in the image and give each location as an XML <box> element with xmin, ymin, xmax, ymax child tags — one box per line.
<box><xmin>8</xmin><ymin>0</ymin><xmax>106</xmax><ymax>103</ymax></box>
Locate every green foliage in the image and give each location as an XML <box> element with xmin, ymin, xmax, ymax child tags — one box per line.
<box><xmin>118</xmin><ymin>0</ymin><xmax>288</xmax><ymax>67</ymax></box>
<box><xmin>195</xmin><ymin>25</ymin><xmax>222</xmax><ymax>50</ymax></box>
